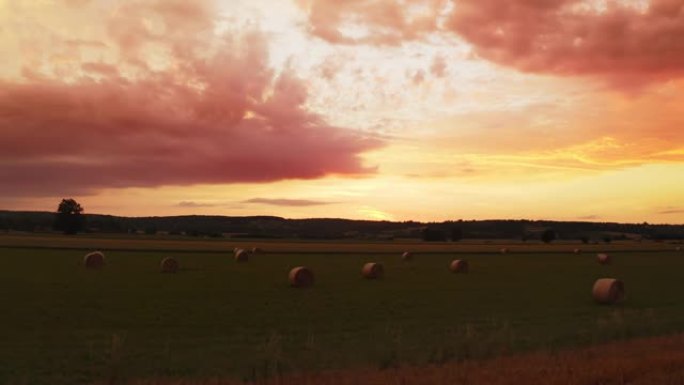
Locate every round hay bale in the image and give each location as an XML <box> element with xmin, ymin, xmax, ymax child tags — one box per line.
<box><xmin>361</xmin><ymin>262</ymin><xmax>384</xmax><ymax>279</ymax></box>
<box><xmin>252</xmin><ymin>247</ymin><xmax>262</xmax><ymax>253</ymax></box>
<box><xmin>500</xmin><ymin>247</ymin><xmax>509</xmax><ymax>254</ymax></box>
<box><xmin>449</xmin><ymin>259</ymin><xmax>469</xmax><ymax>273</ymax></box>
<box><xmin>592</xmin><ymin>278</ymin><xmax>625</xmax><ymax>304</ymax></box>
<box><xmin>573</xmin><ymin>248</ymin><xmax>582</xmax><ymax>254</ymax></box>
<box><xmin>289</xmin><ymin>266</ymin><xmax>314</xmax><ymax>288</ymax></box>
<box><xmin>234</xmin><ymin>249</ymin><xmax>249</xmax><ymax>262</ymax></box>
<box><xmin>401</xmin><ymin>251</ymin><xmax>413</xmax><ymax>261</ymax></box>
<box><xmin>83</xmin><ymin>251</ymin><xmax>105</xmax><ymax>269</ymax></box>
<box><xmin>597</xmin><ymin>253</ymin><xmax>611</xmax><ymax>265</ymax></box>
<box><xmin>676</xmin><ymin>246</ymin><xmax>682</xmax><ymax>252</ymax></box>
<box><xmin>160</xmin><ymin>257</ymin><xmax>179</xmax><ymax>273</ymax></box>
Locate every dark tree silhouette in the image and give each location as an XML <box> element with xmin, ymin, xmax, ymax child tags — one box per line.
<box><xmin>422</xmin><ymin>227</ymin><xmax>446</xmax><ymax>242</ymax></box>
<box><xmin>54</xmin><ymin>198</ymin><xmax>85</xmax><ymax>235</ymax></box>
<box><xmin>541</xmin><ymin>229</ymin><xmax>557</xmax><ymax>243</ymax></box>
<box><xmin>451</xmin><ymin>226</ymin><xmax>463</xmax><ymax>242</ymax></box>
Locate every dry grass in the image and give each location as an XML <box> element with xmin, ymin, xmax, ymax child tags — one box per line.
<box><xmin>288</xmin><ymin>266</ymin><xmax>314</xmax><ymax>287</ymax></box>
<box><xmin>234</xmin><ymin>249</ymin><xmax>249</xmax><ymax>262</ymax></box>
<box><xmin>361</xmin><ymin>262</ymin><xmax>384</xmax><ymax>279</ymax></box>
<box><xmin>593</xmin><ymin>278</ymin><xmax>625</xmax><ymax>305</ymax></box>
<box><xmin>597</xmin><ymin>253</ymin><xmax>612</xmax><ymax>265</ymax></box>
<box><xmin>449</xmin><ymin>259</ymin><xmax>469</xmax><ymax>273</ymax></box>
<box><xmin>123</xmin><ymin>333</ymin><xmax>684</xmax><ymax>385</ymax></box>
<box><xmin>160</xmin><ymin>257</ymin><xmax>179</xmax><ymax>273</ymax></box>
<box><xmin>84</xmin><ymin>251</ymin><xmax>105</xmax><ymax>269</ymax></box>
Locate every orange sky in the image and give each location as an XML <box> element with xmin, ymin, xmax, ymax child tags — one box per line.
<box><xmin>1</xmin><ymin>0</ymin><xmax>683</xmax><ymax>223</ymax></box>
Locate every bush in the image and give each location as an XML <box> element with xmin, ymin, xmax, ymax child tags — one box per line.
<box><xmin>541</xmin><ymin>229</ymin><xmax>557</xmax><ymax>244</ymax></box>
<box><xmin>423</xmin><ymin>227</ymin><xmax>446</xmax><ymax>242</ymax></box>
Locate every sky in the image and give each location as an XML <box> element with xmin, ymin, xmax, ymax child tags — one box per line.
<box><xmin>0</xmin><ymin>0</ymin><xmax>683</xmax><ymax>223</ymax></box>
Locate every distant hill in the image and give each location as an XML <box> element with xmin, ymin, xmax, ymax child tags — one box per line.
<box><xmin>0</xmin><ymin>210</ymin><xmax>683</xmax><ymax>241</ymax></box>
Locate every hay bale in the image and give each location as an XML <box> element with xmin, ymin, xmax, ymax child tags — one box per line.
<box><xmin>289</xmin><ymin>266</ymin><xmax>314</xmax><ymax>288</ymax></box>
<box><xmin>401</xmin><ymin>251</ymin><xmax>413</xmax><ymax>261</ymax></box>
<box><xmin>500</xmin><ymin>248</ymin><xmax>509</xmax><ymax>254</ymax></box>
<box><xmin>592</xmin><ymin>278</ymin><xmax>625</xmax><ymax>304</ymax></box>
<box><xmin>361</xmin><ymin>262</ymin><xmax>384</xmax><ymax>279</ymax></box>
<box><xmin>449</xmin><ymin>259</ymin><xmax>469</xmax><ymax>273</ymax></box>
<box><xmin>597</xmin><ymin>253</ymin><xmax>611</xmax><ymax>265</ymax></box>
<box><xmin>83</xmin><ymin>251</ymin><xmax>105</xmax><ymax>269</ymax></box>
<box><xmin>573</xmin><ymin>248</ymin><xmax>582</xmax><ymax>254</ymax></box>
<box><xmin>676</xmin><ymin>246</ymin><xmax>682</xmax><ymax>252</ymax></box>
<box><xmin>234</xmin><ymin>248</ymin><xmax>249</xmax><ymax>262</ymax></box>
<box><xmin>252</xmin><ymin>247</ymin><xmax>262</xmax><ymax>253</ymax></box>
<box><xmin>160</xmin><ymin>257</ymin><xmax>179</xmax><ymax>273</ymax></box>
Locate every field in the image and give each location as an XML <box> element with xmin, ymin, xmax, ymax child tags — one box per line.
<box><xmin>1</xmin><ymin>233</ymin><xmax>683</xmax><ymax>385</ymax></box>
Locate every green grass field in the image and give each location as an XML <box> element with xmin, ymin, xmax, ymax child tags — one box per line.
<box><xmin>1</xmin><ymin>235</ymin><xmax>683</xmax><ymax>385</ymax></box>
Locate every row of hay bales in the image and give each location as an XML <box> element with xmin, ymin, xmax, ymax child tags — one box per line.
<box><xmin>83</xmin><ymin>248</ymin><xmax>627</xmax><ymax>304</ymax></box>
<box><xmin>83</xmin><ymin>251</ymin><xmax>182</xmax><ymax>273</ymax></box>
<box><xmin>239</xmin><ymin>248</ymin><xmax>623</xmax><ymax>303</ymax></box>
<box><xmin>83</xmin><ymin>247</ymin><xmax>262</xmax><ymax>273</ymax></box>
<box><xmin>84</xmin><ymin>246</ymin><xmax>267</xmax><ymax>272</ymax></box>
<box><xmin>233</xmin><ymin>247</ymin><xmax>263</xmax><ymax>262</ymax></box>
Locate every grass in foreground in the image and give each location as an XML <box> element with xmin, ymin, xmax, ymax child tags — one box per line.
<box><xmin>123</xmin><ymin>333</ymin><xmax>684</xmax><ymax>385</ymax></box>
<box><xmin>1</xmin><ymin>240</ymin><xmax>683</xmax><ymax>384</ymax></box>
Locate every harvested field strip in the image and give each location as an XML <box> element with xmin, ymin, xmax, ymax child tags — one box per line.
<box><xmin>0</xmin><ymin>234</ymin><xmax>677</xmax><ymax>254</ymax></box>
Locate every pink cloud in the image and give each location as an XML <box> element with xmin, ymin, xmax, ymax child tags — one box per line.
<box><xmin>297</xmin><ymin>0</ymin><xmax>447</xmax><ymax>45</ymax></box>
<box><xmin>243</xmin><ymin>198</ymin><xmax>336</xmax><ymax>207</ymax></box>
<box><xmin>177</xmin><ymin>201</ymin><xmax>221</xmax><ymax>208</ymax></box>
<box><xmin>430</xmin><ymin>55</ymin><xmax>447</xmax><ymax>77</ymax></box>
<box><xmin>411</xmin><ymin>69</ymin><xmax>426</xmax><ymax>85</ymax></box>
<box><xmin>447</xmin><ymin>0</ymin><xmax>684</xmax><ymax>87</ymax></box>
<box><xmin>299</xmin><ymin>0</ymin><xmax>684</xmax><ymax>86</ymax></box>
<box><xmin>0</xmin><ymin>1</ymin><xmax>381</xmax><ymax>197</ymax></box>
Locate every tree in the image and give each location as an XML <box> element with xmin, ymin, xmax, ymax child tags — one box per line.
<box><xmin>422</xmin><ymin>227</ymin><xmax>446</xmax><ymax>242</ymax></box>
<box><xmin>451</xmin><ymin>226</ymin><xmax>463</xmax><ymax>242</ymax></box>
<box><xmin>541</xmin><ymin>229</ymin><xmax>556</xmax><ymax>243</ymax></box>
<box><xmin>54</xmin><ymin>198</ymin><xmax>85</xmax><ymax>235</ymax></box>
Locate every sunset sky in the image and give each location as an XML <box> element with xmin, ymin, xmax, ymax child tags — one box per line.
<box><xmin>1</xmin><ymin>0</ymin><xmax>683</xmax><ymax>222</ymax></box>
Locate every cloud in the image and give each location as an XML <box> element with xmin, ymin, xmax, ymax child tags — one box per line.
<box><xmin>0</xmin><ymin>0</ymin><xmax>382</xmax><ymax>197</ymax></box>
<box><xmin>577</xmin><ymin>215</ymin><xmax>600</xmax><ymax>220</ymax></box>
<box><xmin>296</xmin><ymin>0</ymin><xmax>447</xmax><ymax>45</ymax></box>
<box><xmin>658</xmin><ymin>208</ymin><xmax>684</xmax><ymax>215</ymax></box>
<box><xmin>447</xmin><ymin>0</ymin><xmax>684</xmax><ymax>87</ymax></box>
<box><xmin>177</xmin><ymin>201</ymin><xmax>221</xmax><ymax>208</ymax></box>
<box><xmin>421</xmin><ymin>87</ymin><xmax>684</xmax><ymax>173</ymax></box>
<box><xmin>298</xmin><ymin>0</ymin><xmax>684</xmax><ymax>86</ymax></box>
<box><xmin>243</xmin><ymin>198</ymin><xmax>337</xmax><ymax>207</ymax></box>
<box><xmin>430</xmin><ymin>54</ymin><xmax>448</xmax><ymax>77</ymax></box>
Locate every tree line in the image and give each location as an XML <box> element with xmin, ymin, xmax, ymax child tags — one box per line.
<box><xmin>0</xmin><ymin>199</ymin><xmax>682</xmax><ymax>241</ymax></box>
